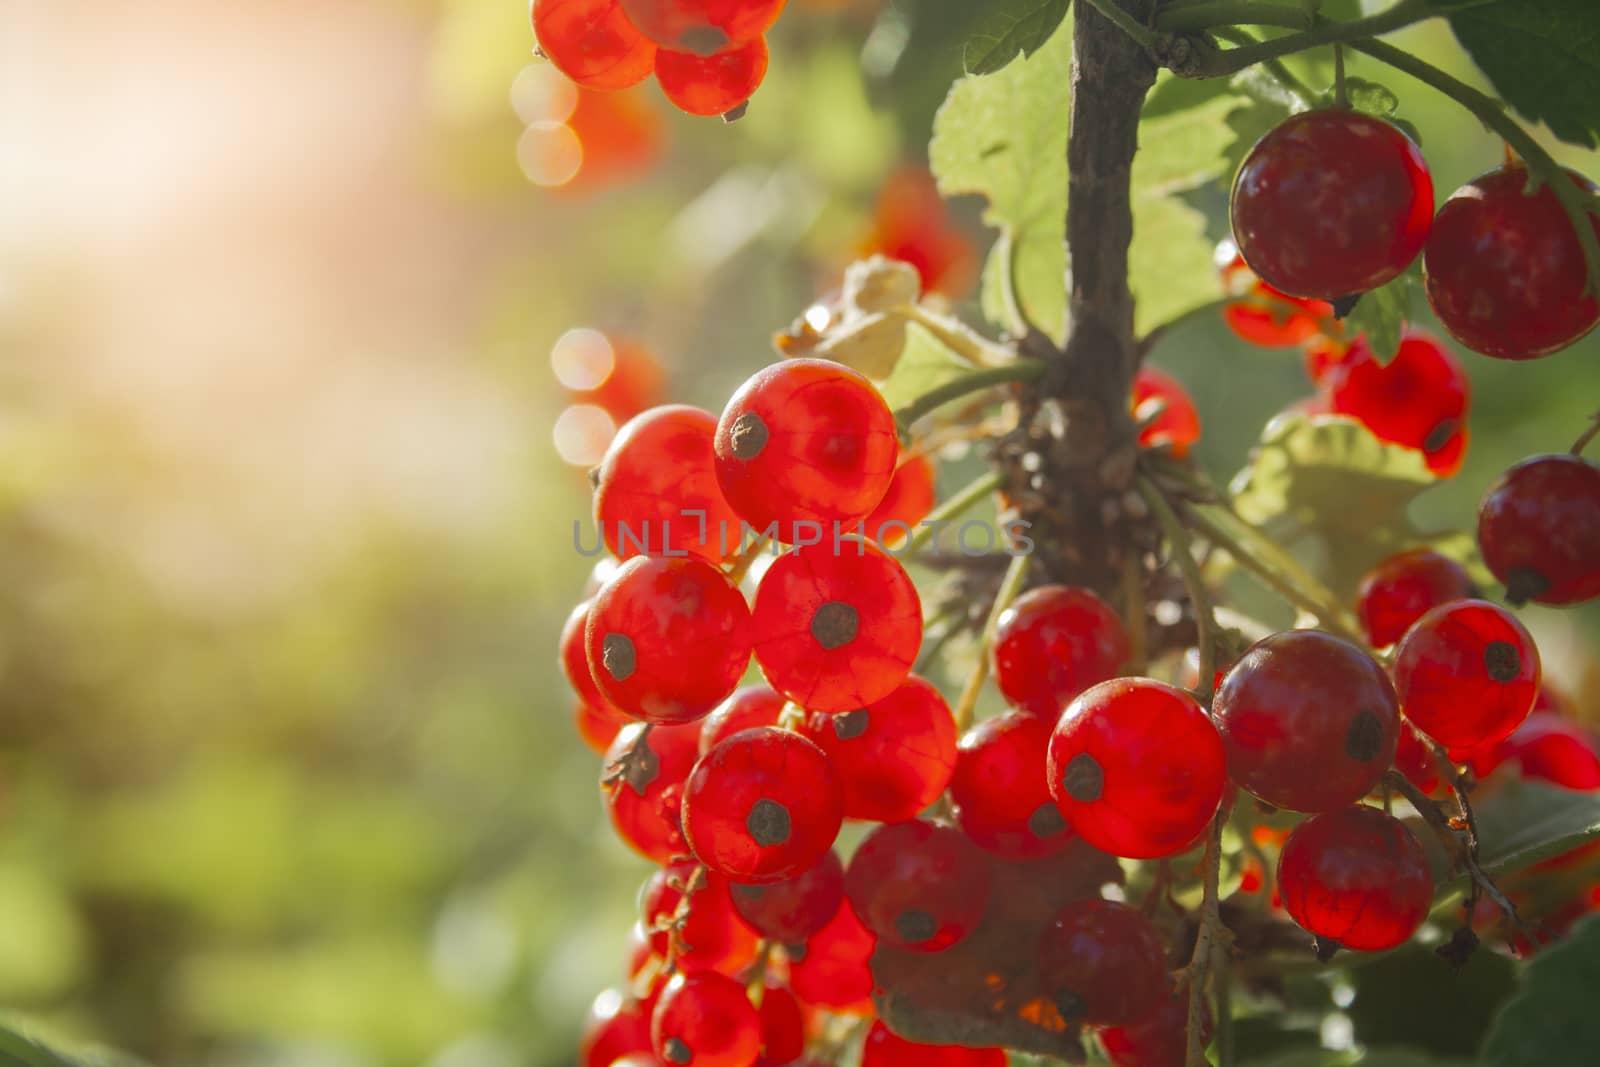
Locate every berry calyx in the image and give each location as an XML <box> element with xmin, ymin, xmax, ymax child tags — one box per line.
<box><xmin>619</xmin><ymin>0</ymin><xmax>785</xmax><ymax>55</ymax></box>
<box><xmin>1392</xmin><ymin>599</ymin><xmax>1541</xmax><ymax>752</ymax></box>
<box><xmin>1131</xmin><ymin>365</ymin><xmax>1202</xmax><ymax>458</ymax></box>
<box><xmin>594</xmin><ymin>404</ymin><xmax>740</xmax><ymax>562</ymax></box>
<box><xmin>602</xmin><ymin>721</ymin><xmax>702</xmax><ymax>862</ymax></box>
<box><xmin>1477</xmin><ymin>453</ymin><xmax>1600</xmax><ymax>606</ymax></box>
<box><xmin>1324</xmin><ymin>329</ymin><xmax>1470</xmax><ymax>478</ymax></box>
<box><xmin>533</xmin><ymin>0</ymin><xmax>657</xmax><ymax>91</ymax></box>
<box><xmin>1046</xmin><ymin>678</ymin><xmax>1227</xmax><ymax>860</ymax></box>
<box><xmin>651</xmin><ymin>970</ymin><xmax>762</xmax><ymax>1067</ymax></box>
<box><xmin>859</xmin><ymin>1021</ymin><xmax>1007</xmax><ymax>1067</ymax></box>
<box><xmin>950</xmin><ymin>711</ymin><xmax>1072</xmax><ymax>860</ymax></box>
<box><xmin>1356</xmin><ymin>547</ymin><xmax>1475</xmax><ymax>648</ymax></box>
<box><xmin>1277</xmin><ymin>805</ymin><xmax>1434</xmax><ymax>953</ymax></box>
<box><xmin>991</xmin><ymin>585</ymin><xmax>1130</xmax><ymax>719</ymax></box>
<box><xmin>654</xmin><ymin>37</ymin><xmax>769</xmax><ymax>118</ymax></box>
<box><xmin>845</xmin><ymin>819</ymin><xmax>992</xmax><ymax>952</ymax></box>
<box><xmin>1038</xmin><ymin>899</ymin><xmax>1168</xmax><ymax>1026</ymax></box>
<box><xmin>729</xmin><ymin>848</ymin><xmax>845</xmax><ymax>943</ymax></box>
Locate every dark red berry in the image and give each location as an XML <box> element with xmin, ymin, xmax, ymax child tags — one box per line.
<box><xmin>1131</xmin><ymin>365</ymin><xmax>1202</xmax><ymax>458</ymax></box>
<box><xmin>1424</xmin><ymin>165</ymin><xmax>1600</xmax><ymax>360</ymax></box>
<box><xmin>587</xmin><ymin>556</ymin><xmax>753</xmax><ymax>724</ymax></box>
<box><xmin>799</xmin><ymin>675</ymin><xmax>957</xmax><ymax>823</ymax></box>
<box><xmin>991</xmin><ymin>585</ymin><xmax>1130</xmax><ymax>719</ymax></box>
<box><xmin>950</xmin><ymin>711</ymin><xmax>1072</xmax><ymax>860</ymax></box>
<box><xmin>1325</xmin><ymin>329</ymin><xmax>1470</xmax><ymax>478</ymax></box>
<box><xmin>1231</xmin><ymin>110</ymin><xmax>1432</xmax><ymax>300</ymax></box>
<box><xmin>595</xmin><ymin>404</ymin><xmax>741</xmax><ymax>562</ymax></box>
<box><xmin>700</xmin><ymin>684</ymin><xmax>788</xmax><ymax>756</ymax></box>
<box><xmin>859</xmin><ymin>1021</ymin><xmax>1006</xmax><ymax>1067</ymax></box>
<box><xmin>750</xmin><ymin>538</ymin><xmax>921</xmax><ymax>713</ymax></box>
<box><xmin>1212</xmin><ymin>630</ymin><xmax>1400</xmax><ymax>812</ymax></box>
<box><xmin>651</xmin><ymin>970</ymin><xmax>761</xmax><ymax>1067</ymax></box>
<box><xmin>654</xmin><ymin>37</ymin><xmax>768</xmax><ymax>117</ymax></box>
<box><xmin>619</xmin><ymin>0</ymin><xmax>785</xmax><ymax>55</ymax></box>
<box><xmin>533</xmin><ymin>0</ymin><xmax>656</xmax><ymax>91</ymax></box>
<box><xmin>1099</xmin><ymin>982</ymin><xmax>1212</xmax><ymax>1067</ymax></box>
<box><xmin>864</xmin><ymin>451</ymin><xmax>936</xmax><ymax>546</ymax></box>
<box><xmin>1393</xmin><ymin>599</ymin><xmax>1540</xmax><ymax>751</ymax></box>
<box><xmin>1477</xmin><ymin>453</ymin><xmax>1600</xmax><ymax>606</ymax></box>
<box><xmin>1038</xmin><ymin>899</ymin><xmax>1168</xmax><ymax>1026</ymax></box>
<box><xmin>603</xmin><ymin>721</ymin><xmax>702</xmax><ymax>862</ymax></box>
<box><xmin>642</xmin><ymin>861</ymin><xmax>759</xmax><ymax>974</ymax></box>
<box><xmin>786</xmin><ymin>899</ymin><xmax>875</xmax><ymax>1014</ymax></box>
<box><xmin>1277</xmin><ymin>805</ymin><xmax>1433</xmax><ymax>952</ymax></box>
<box><xmin>845</xmin><ymin>820</ymin><xmax>991</xmax><ymax>952</ymax></box>
<box><xmin>1047</xmin><ymin>678</ymin><xmax>1227</xmax><ymax>860</ymax></box>
<box><xmin>1481</xmin><ymin>713</ymin><xmax>1600</xmax><ymax>791</ymax></box>
<box><xmin>714</xmin><ymin>358</ymin><xmax>898</xmax><ymax>533</ymax></box>
<box><xmin>582</xmin><ymin>988</ymin><xmax>653</xmax><ymax>1067</ymax></box>
<box><xmin>1356</xmin><ymin>547</ymin><xmax>1475</xmax><ymax>647</ymax></box>
<box><xmin>682</xmin><ymin>727</ymin><xmax>844</xmax><ymax>884</ymax></box>
<box><xmin>730</xmin><ymin>848</ymin><xmax>845</xmax><ymax>943</ymax></box>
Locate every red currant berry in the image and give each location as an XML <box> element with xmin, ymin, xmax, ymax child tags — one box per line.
<box><xmin>682</xmin><ymin>727</ymin><xmax>844</xmax><ymax>884</ymax></box>
<box><xmin>1424</xmin><ymin>165</ymin><xmax>1600</xmax><ymax>360</ymax></box>
<box><xmin>799</xmin><ymin>675</ymin><xmax>957</xmax><ymax>823</ymax></box>
<box><xmin>714</xmin><ymin>358</ymin><xmax>898</xmax><ymax>533</ymax></box>
<box><xmin>845</xmin><ymin>819</ymin><xmax>991</xmax><ymax>952</ymax></box>
<box><xmin>1220</xmin><ymin>251</ymin><xmax>1334</xmax><ymax>348</ymax></box>
<box><xmin>533</xmin><ymin>0</ymin><xmax>657</xmax><ymax>91</ymax></box>
<box><xmin>1212</xmin><ymin>630</ymin><xmax>1400</xmax><ymax>812</ymax></box>
<box><xmin>729</xmin><ymin>848</ymin><xmax>845</xmax><ymax>943</ymax></box>
<box><xmin>587</xmin><ymin>556</ymin><xmax>753</xmax><ymax>724</ymax></box>
<box><xmin>1099</xmin><ymin>982</ymin><xmax>1211</xmax><ymax>1067</ymax></box>
<box><xmin>864</xmin><ymin>452</ymin><xmax>936</xmax><ymax>546</ymax></box>
<box><xmin>1301</xmin><ymin>336</ymin><xmax>1349</xmax><ymax>386</ymax></box>
<box><xmin>1325</xmin><ymin>329</ymin><xmax>1470</xmax><ymax>478</ymax></box>
<box><xmin>1131</xmin><ymin>366</ymin><xmax>1202</xmax><ymax>458</ymax></box>
<box><xmin>756</xmin><ymin>980</ymin><xmax>806</xmax><ymax>1064</ymax></box>
<box><xmin>1230</xmin><ymin>110</ymin><xmax>1433</xmax><ymax>300</ymax></box>
<box><xmin>563</xmin><ymin>599</ymin><xmax>615</xmax><ymax>712</ymax></box>
<box><xmin>1038</xmin><ymin>899</ymin><xmax>1168</xmax><ymax>1026</ymax></box>
<box><xmin>654</xmin><ymin>37</ymin><xmax>768</xmax><ymax>117</ymax></box>
<box><xmin>595</xmin><ymin>405</ymin><xmax>741</xmax><ymax>562</ymax></box>
<box><xmin>991</xmin><ymin>585</ymin><xmax>1130</xmax><ymax>719</ymax></box>
<box><xmin>859</xmin><ymin>1021</ymin><xmax>1006</xmax><ymax>1067</ymax></box>
<box><xmin>1392</xmin><ymin>599</ymin><xmax>1540</xmax><ymax>752</ymax></box>
<box><xmin>1393</xmin><ymin>724</ymin><xmax>1443</xmax><ymax>796</ymax></box>
<box><xmin>1046</xmin><ymin>678</ymin><xmax>1227</xmax><ymax>860</ymax></box>
<box><xmin>860</xmin><ymin>167</ymin><xmax>980</xmax><ymax>300</ymax></box>
<box><xmin>576</xmin><ymin>699</ymin><xmax>632</xmax><ymax>755</ymax></box>
<box><xmin>787</xmin><ymin>899</ymin><xmax>875</xmax><ymax>1013</ymax></box>
<box><xmin>1477</xmin><ymin>453</ymin><xmax>1600</xmax><ymax>606</ymax></box>
<box><xmin>582</xmin><ymin>988</ymin><xmax>653</xmax><ymax>1067</ymax></box>
<box><xmin>1277</xmin><ymin>804</ymin><xmax>1433</xmax><ymax>952</ymax></box>
<box><xmin>603</xmin><ymin>722</ymin><xmax>702</xmax><ymax>862</ymax></box>
<box><xmin>700</xmin><ymin>684</ymin><xmax>787</xmax><ymax>756</ymax></box>
<box><xmin>1481</xmin><ymin>713</ymin><xmax>1600</xmax><ymax>791</ymax></box>
<box><xmin>652</xmin><ymin>970</ymin><xmax>762</xmax><ymax>1067</ymax></box>
<box><xmin>1356</xmin><ymin>547</ymin><xmax>1475</xmax><ymax>648</ymax></box>
<box><xmin>950</xmin><ymin>711</ymin><xmax>1072</xmax><ymax>860</ymax></box>
<box><xmin>619</xmin><ymin>0</ymin><xmax>785</xmax><ymax>55</ymax></box>
<box><xmin>642</xmin><ymin>861</ymin><xmax>759</xmax><ymax>974</ymax></box>
<box><xmin>750</xmin><ymin>538</ymin><xmax>921</xmax><ymax>713</ymax></box>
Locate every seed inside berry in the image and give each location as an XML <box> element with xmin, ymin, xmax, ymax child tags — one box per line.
<box><xmin>811</xmin><ymin>602</ymin><xmax>860</xmax><ymax>650</ymax></box>
<box><xmin>600</xmin><ymin>632</ymin><xmax>637</xmax><ymax>681</ymax></box>
<box><xmin>1028</xmin><ymin>803</ymin><xmax>1067</xmax><ymax>839</ymax></box>
<box><xmin>1483</xmin><ymin>640</ymin><xmax>1521</xmax><ymax>683</ymax></box>
<box><xmin>894</xmin><ymin>909</ymin><xmax>937</xmax><ymax>943</ymax></box>
<box><xmin>832</xmin><ymin>709</ymin><xmax>869</xmax><ymax>739</ymax></box>
<box><xmin>746</xmin><ymin>798</ymin><xmax>792</xmax><ymax>846</ymax></box>
<box><xmin>664</xmin><ymin>1037</ymin><xmax>692</xmax><ymax>1064</ymax></box>
<box><xmin>1062</xmin><ymin>752</ymin><xmax>1104</xmax><ymax>802</ymax></box>
<box><xmin>1344</xmin><ymin>709</ymin><xmax>1384</xmax><ymax>762</ymax></box>
<box><xmin>728</xmin><ymin>412</ymin><xmax>769</xmax><ymax>460</ymax></box>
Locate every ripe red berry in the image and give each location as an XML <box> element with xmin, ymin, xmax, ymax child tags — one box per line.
<box><xmin>715</xmin><ymin>359</ymin><xmax>898</xmax><ymax>534</ymax></box>
<box><xmin>576</xmin><ymin>699</ymin><xmax>632</xmax><ymax>754</ymax></box>
<box><xmin>755</xmin><ymin>980</ymin><xmax>806</xmax><ymax>1064</ymax></box>
<box><xmin>587</xmin><ymin>556</ymin><xmax>753</xmax><ymax>724</ymax></box>
<box><xmin>642</xmin><ymin>861</ymin><xmax>759</xmax><ymax>974</ymax></box>
<box><xmin>859</xmin><ymin>167</ymin><xmax>980</xmax><ymax>300</ymax></box>
<box><xmin>1392</xmin><ymin>599</ymin><xmax>1540</xmax><ymax>752</ymax></box>
<box><xmin>845</xmin><ymin>820</ymin><xmax>991</xmax><ymax>952</ymax></box>
<box><xmin>1212</xmin><ymin>630</ymin><xmax>1400</xmax><ymax>812</ymax></box>
<box><xmin>1099</xmin><ymin>982</ymin><xmax>1212</xmax><ymax>1067</ymax></box>
<box><xmin>603</xmin><ymin>721</ymin><xmax>702</xmax><ymax>862</ymax></box>
<box><xmin>619</xmin><ymin>0</ymin><xmax>785</xmax><ymax>54</ymax></box>
<box><xmin>1277</xmin><ymin>805</ymin><xmax>1433</xmax><ymax>952</ymax></box>
<box><xmin>1038</xmin><ymin>899</ymin><xmax>1168</xmax><ymax>1026</ymax></box>
<box><xmin>1131</xmin><ymin>365</ymin><xmax>1202</xmax><ymax>458</ymax></box>
<box><xmin>729</xmin><ymin>848</ymin><xmax>845</xmax><ymax>943</ymax></box>
<box><xmin>787</xmin><ymin>898</ymin><xmax>875</xmax><ymax>1013</ymax></box>
<box><xmin>1325</xmin><ymin>329</ymin><xmax>1470</xmax><ymax>478</ymax></box>
<box><xmin>1230</xmin><ymin>110</ymin><xmax>1433</xmax><ymax>300</ymax></box>
<box><xmin>1393</xmin><ymin>723</ymin><xmax>1443</xmax><ymax>796</ymax></box>
<box><xmin>1301</xmin><ymin>336</ymin><xmax>1349</xmax><ymax>385</ymax></box>
<box><xmin>654</xmin><ymin>37</ymin><xmax>769</xmax><ymax>117</ymax></box>
<box><xmin>1219</xmin><ymin>250</ymin><xmax>1333</xmax><ymax>347</ymax></box>
<box><xmin>533</xmin><ymin>0</ymin><xmax>657</xmax><ymax>91</ymax></box>
<box><xmin>1477</xmin><ymin>453</ymin><xmax>1600</xmax><ymax>606</ymax></box>
<box><xmin>991</xmin><ymin>585</ymin><xmax>1130</xmax><ymax>719</ymax></box>
<box><xmin>799</xmin><ymin>675</ymin><xmax>957</xmax><ymax>822</ymax></box>
<box><xmin>595</xmin><ymin>405</ymin><xmax>741</xmax><ymax>562</ymax></box>
<box><xmin>562</xmin><ymin>599</ymin><xmax>615</xmax><ymax>713</ymax></box>
<box><xmin>864</xmin><ymin>452</ymin><xmax>936</xmax><ymax>546</ymax></box>
<box><xmin>1423</xmin><ymin>165</ymin><xmax>1600</xmax><ymax>360</ymax></box>
<box><xmin>582</xmin><ymin>988</ymin><xmax>654</xmax><ymax>1067</ymax></box>
<box><xmin>682</xmin><ymin>727</ymin><xmax>844</xmax><ymax>884</ymax></box>
<box><xmin>1046</xmin><ymin>678</ymin><xmax>1227</xmax><ymax>860</ymax></box>
<box><xmin>1481</xmin><ymin>713</ymin><xmax>1600</xmax><ymax>791</ymax></box>
<box><xmin>651</xmin><ymin>970</ymin><xmax>762</xmax><ymax>1067</ymax></box>
<box><xmin>1356</xmin><ymin>547</ymin><xmax>1475</xmax><ymax>647</ymax></box>
<box><xmin>750</xmin><ymin>538</ymin><xmax>921</xmax><ymax>713</ymax></box>
<box><xmin>950</xmin><ymin>711</ymin><xmax>1072</xmax><ymax>860</ymax></box>
<box><xmin>859</xmin><ymin>1021</ymin><xmax>1006</xmax><ymax>1067</ymax></box>
<box><xmin>699</xmin><ymin>684</ymin><xmax>787</xmax><ymax>756</ymax></box>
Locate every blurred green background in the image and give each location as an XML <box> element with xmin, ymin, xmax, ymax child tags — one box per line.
<box><xmin>0</xmin><ymin>1</ymin><xmax>1594</xmax><ymax>1065</ymax></box>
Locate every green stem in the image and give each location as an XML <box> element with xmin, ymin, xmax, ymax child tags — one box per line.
<box><xmin>1176</xmin><ymin>0</ymin><xmax>1442</xmax><ymax>76</ymax></box>
<box><xmin>893</xmin><ymin>360</ymin><xmax>1046</xmax><ymax>429</ymax></box>
<box><xmin>1572</xmin><ymin>411</ymin><xmax>1600</xmax><ymax>456</ymax></box>
<box><xmin>952</xmin><ymin>551</ymin><xmax>1031</xmax><ymax>731</ymax></box>
<box><xmin>898</xmin><ymin>470</ymin><xmax>1002</xmax><ymax>557</ymax></box>
<box><xmin>1159</xmin><ymin>0</ymin><xmax>1310</xmax><ymax>34</ymax></box>
<box><xmin>1180</xmin><ymin>796</ymin><xmax>1233</xmax><ymax>1067</ymax></box>
<box><xmin>1139</xmin><ymin>477</ymin><xmax>1218</xmax><ymax>702</ymax></box>
<box><xmin>901</xmin><ymin>305</ymin><xmax>1017</xmax><ymax>368</ymax></box>
<box><xmin>1332</xmin><ymin>42</ymin><xmax>1348</xmax><ymax>107</ymax></box>
<box><xmin>1081</xmin><ymin>0</ymin><xmax>1157</xmax><ymax>48</ymax></box>
<box><xmin>1210</xmin><ymin>27</ymin><xmax>1315</xmax><ymax>104</ymax></box>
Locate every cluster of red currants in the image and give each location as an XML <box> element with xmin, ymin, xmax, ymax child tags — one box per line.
<box><xmin>532</xmin><ymin>0</ymin><xmax>782</xmax><ymax>118</ymax></box>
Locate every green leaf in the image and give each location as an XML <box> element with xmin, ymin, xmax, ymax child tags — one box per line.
<box><xmin>1220</xmin><ymin>92</ymin><xmax>1292</xmax><ymax>194</ymax></box>
<box><xmin>1481</xmin><ymin>912</ymin><xmax>1600</xmax><ymax>1065</ymax></box>
<box><xmin>1348</xmin><ymin>945</ymin><xmax>1517</xmax><ymax>1056</ymax></box>
<box><xmin>1412</xmin><ymin>779</ymin><xmax>1600</xmax><ymax>893</ymax></box>
<box><xmin>1242</xmin><ymin>1051</ymin><xmax>1474</xmax><ymax>1066</ymax></box>
<box><xmin>1340</xmin><ymin>273</ymin><xmax>1411</xmax><ymax>364</ymax></box>
<box><xmin>1445</xmin><ymin>0</ymin><xmax>1600</xmax><ymax>149</ymax></box>
<box><xmin>963</xmin><ymin>0</ymin><xmax>1071</xmax><ymax>76</ymax></box>
<box><xmin>875</xmin><ymin>322</ymin><xmax>974</xmax><ymax>412</ymax></box>
<box><xmin>0</xmin><ymin>1024</ymin><xmax>146</xmax><ymax>1067</ymax></box>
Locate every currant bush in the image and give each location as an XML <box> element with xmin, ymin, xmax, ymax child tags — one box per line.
<box><xmin>1477</xmin><ymin>453</ymin><xmax>1600</xmax><ymax>606</ymax></box>
<box><xmin>1277</xmin><ymin>805</ymin><xmax>1434</xmax><ymax>953</ymax></box>
<box><xmin>1392</xmin><ymin>598</ymin><xmax>1541</xmax><ymax>752</ymax></box>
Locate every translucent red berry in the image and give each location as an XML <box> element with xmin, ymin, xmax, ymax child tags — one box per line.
<box><xmin>1047</xmin><ymin>678</ymin><xmax>1227</xmax><ymax>860</ymax></box>
<box><xmin>756</xmin><ymin>980</ymin><xmax>806</xmax><ymax>1064</ymax></box>
<box><xmin>582</xmin><ymin>988</ymin><xmax>654</xmax><ymax>1067</ymax></box>
<box><xmin>859</xmin><ymin>1021</ymin><xmax>1006</xmax><ymax>1067</ymax></box>
<box><xmin>1038</xmin><ymin>899</ymin><xmax>1168</xmax><ymax>1026</ymax></box>
<box><xmin>533</xmin><ymin>0</ymin><xmax>657</xmax><ymax>91</ymax></box>
<box><xmin>576</xmin><ymin>699</ymin><xmax>631</xmax><ymax>754</ymax></box>
<box><xmin>799</xmin><ymin>675</ymin><xmax>957</xmax><ymax>822</ymax></box>
<box><xmin>563</xmin><ymin>599</ymin><xmax>615</xmax><ymax>712</ymax></box>
<box><xmin>1099</xmin><ymin>983</ymin><xmax>1211</xmax><ymax>1067</ymax></box>
<box><xmin>1231</xmin><ymin>110</ymin><xmax>1433</xmax><ymax>300</ymax></box>
<box><xmin>859</xmin><ymin>167</ymin><xmax>980</xmax><ymax>299</ymax></box>
<box><xmin>1277</xmin><ymin>804</ymin><xmax>1433</xmax><ymax>952</ymax></box>
<box><xmin>642</xmin><ymin>861</ymin><xmax>759</xmax><ymax>974</ymax></box>
<box><xmin>654</xmin><ymin>37</ymin><xmax>769</xmax><ymax>117</ymax></box>
<box><xmin>595</xmin><ymin>405</ymin><xmax>741</xmax><ymax>562</ymax></box>
<box><xmin>1481</xmin><ymin>713</ymin><xmax>1600</xmax><ymax>791</ymax></box>
<box><xmin>1392</xmin><ymin>599</ymin><xmax>1540</xmax><ymax>752</ymax></box>
<box><xmin>845</xmin><ymin>819</ymin><xmax>991</xmax><ymax>952</ymax></box>
<box><xmin>1477</xmin><ymin>453</ymin><xmax>1600</xmax><ymax>606</ymax></box>
<box><xmin>750</xmin><ymin>538</ymin><xmax>921</xmax><ymax>713</ymax></box>
<box><xmin>603</xmin><ymin>721</ymin><xmax>702</xmax><ymax>862</ymax></box>
<box><xmin>729</xmin><ymin>848</ymin><xmax>845</xmax><ymax>943</ymax></box>
<box><xmin>1424</xmin><ymin>165</ymin><xmax>1600</xmax><ymax>360</ymax></box>
<box><xmin>864</xmin><ymin>452</ymin><xmax>936</xmax><ymax>545</ymax></box>
<box><xmin>651</xmin><ymin>970</ymin><xmax>762</xmax><ymax>1067</ymax></box>
<box><xmin>682</xmin><ymin>727</ymin><xmax>844</xmax><ymax>884</ymax></box>
<box><xmin>700</xmin><ymin>684</ymin><xmax>787</xmax><ymax>755</ymax></box>
<box><xmin>1131</xmin><ymin>366</ymin><xmax>1202</xmax><ymax>458</ymax></box>
<box><xmin>1212</xmin><ymin>630</ymin><xmax>1400</xmax><ymax>812</ymax></box>
<box><xmin>1325</xmin><ymin>329</ymin><xmax>1470</xmax><ymax>478</ymax></box>
<box><xmin>1356</xmin><ymin>547</ymin><xmax>1475</xmax><ymax>648</ymax></box>
<box><xmin>1220</xmin><ymin>250</ymin><xmax>1333</xmax><ymax>348</ymax></box>
<box><xmin>620</xmin><ymin>0</ymin><xmax>785</xmax><ymax>55</ymax></box>
<box><xmin>991</xmin><ymin>585</ymin><xmax>1130</xmax><ymax>719</ymax></box>
<box><xmin>787</xmin><ymin>898</ymin><xmax>875</xmax><ymax>1013</ymax></box>
<box><xmin>715</xmin><ymin>358</ymin><xmax>898</xmax><ymax>534</ymax></box>
<box><xmin>587</xmin><ymin>556</ymin><xmax>753</xmax><ymax>724</ymax></box>
<box><xmin>1394</xmin><ymin>724</ymin><xmax>1443</xmax><ymax>796</ymax></box>
<box><xmin>950</xmin><ymin>710</ymin><xmax>1072</xmax><ymax>860</ymax></box>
